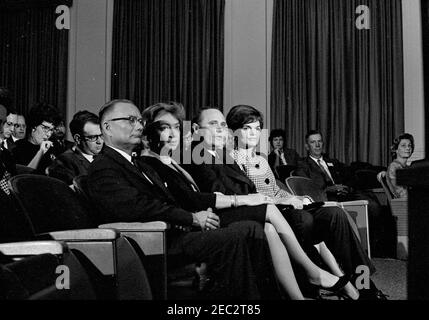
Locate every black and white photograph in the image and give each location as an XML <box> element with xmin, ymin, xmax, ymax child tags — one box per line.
<box><xmin>1</xmin><ymin>0</ymin><xmax>429</xmax><ymax>312</ymax></box>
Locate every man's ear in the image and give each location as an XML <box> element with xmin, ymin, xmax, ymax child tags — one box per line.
<box><xmin>73</xmin><ymin>134</ymin><xmax>81</xmax><ymax>144</ymax></box>
<box><xmin>192</xmin><ymin>123</ymin><xmax>199</xmax><ymax>135</ymax></box>
<box><xmin>102</xmin><ymin>121</ymin><xmax>110</xmax><ymax>133</ymax></box>
<box><xmin>304</xmin><ymin>143</ymin><xmax>309</xmax><ymax>152</ymax></box>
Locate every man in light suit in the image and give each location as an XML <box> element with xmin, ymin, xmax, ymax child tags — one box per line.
<box><xmin>86</xmin><ymin>99</ymin><xmax>279</xmax><ymax>299</ymax></box>
<box><xmin>49</xmin><ymin>111</ymin><xmax>103</xmax><ymax>185</ymax></box>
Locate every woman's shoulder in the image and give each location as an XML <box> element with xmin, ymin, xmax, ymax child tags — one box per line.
<box><xmin>387</xmin><ymin>160</ymin><xmax>404</xmax><ymax>171</ymax></box>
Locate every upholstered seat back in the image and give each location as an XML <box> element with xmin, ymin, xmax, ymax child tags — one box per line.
<box><xmin>285</xmin><ymin>176</ymin><xmax>328</xmax><ymax>202</ymax></box>
<box><xmin>9</xmin><ymin>174</ymin><xmax>94</xmax><ymax>234</ymax></box>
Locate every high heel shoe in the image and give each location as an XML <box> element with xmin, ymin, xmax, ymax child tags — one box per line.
<box><xmin>319</xmin><ymin>275</ymin><xmax>354</xmax><ymax>299</ymax></box>
<box><xmin>324</xmin><ymin>275</ymin><xmax>350</xmax><ymax>293</ymax></box>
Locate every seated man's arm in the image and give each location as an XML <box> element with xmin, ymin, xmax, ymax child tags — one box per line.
<box><xmin>87</xmin><ymin>166</ymin><xmax>194</xmax><ymax>227</ymax></box>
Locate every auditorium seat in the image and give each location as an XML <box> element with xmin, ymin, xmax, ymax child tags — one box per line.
<box><xmin>0</xmin><ymin>241</ymin><xmax>96</xmax><ymax>300</ymax></box>
<box><xmin>286</xmin><ymin>176</ymin><xmax>371</xmax><ymax>257</ymax></box>
<box><xmin>7</xmin><ymin>174</ymin><xmax>153</xmax><ymax>300</ymax></box>
<box><xmin>73</xmin><ymin>175</ymin><xmax>206</xmax><ymax>300</ymax></box>
<box><xmin>377</xmin><ymin>171</ymin><xmax>408</xmax><ymax>260</ymax></box>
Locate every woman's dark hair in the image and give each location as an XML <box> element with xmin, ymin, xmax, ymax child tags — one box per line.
<box><xmin>390</xmin><ymin>133</ymin><xmax>415</xmax><ymax>159</ymax></box>
<box><xmin>141</xmin><ymin>101</ymin><xmax>185</xmax><ymax>151</ymax></box>
<box><xmin>226</xmin><ymin>105</ymin><xmax>264</xmax><ymax>132</ymax></box>
<box><xmin>269</xmin><ymin>129</ymin><xmax>286</xmax><ymax>145</ymax></box>
<box><xmin>26</xmin><ymin>102</ymin><xmax>61</xmax><ymax>133</ymax></box>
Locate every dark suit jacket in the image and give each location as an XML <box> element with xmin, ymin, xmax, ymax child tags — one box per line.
<box><xmin>186</xmin><ymin>151</ymin><xmax>259</xmax><ymax>196</ymax></box>
<box><xmin>87</xmin><ymin>146</ymin><xmax>193</xmax><ymax>228</ymax></box>
<box><xmin>0</xmin><ymin>147</ymin><xmax>16</xmax><ymax>178</ymax></box>
<box><xmin>48</xmin><ymin>148</ymin><xmax>92</xmax><ymax>185</ymax></box>
<box><xmin>141</xmin><ymin>156</ymin><xmax>216</xmax><ymax>212</ymax></box>
<box><xmin>51</xmin><ymin>139</ymin><xmax>74</xmax><ymax>157</ymax></box>
<box><xmin>295</xmin><ymin>155</ymin><xmax>347</xmax><ymax>191</ymax></box>
<box><xmin>268</xmin><ymin>148</ymin><xmax>300</xmax><ymax>168</ymax></box>
<box><xmin>5</xmin><ymin>137</ymin><xmax>17</xmax><ymax>153</ymax></box>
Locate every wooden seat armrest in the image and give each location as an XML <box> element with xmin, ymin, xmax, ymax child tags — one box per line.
<box><xmin>46</xmin><ymin>229</ymin><xmax>119</xmax><ymax>241</ymax></box>
<box><xmin>340</xmin><ymin>200</ymin><xmax>369</xmax><ymax>206</ymax></box>
<box><xmin>0</xmin><ymin>241</ymin><xmax>66</xmax><ymax>256</ymax></box>
<box><xmin>99</xmin><ymin>221</ymin><xmax>170</xmax><ymax>231</ymax></box>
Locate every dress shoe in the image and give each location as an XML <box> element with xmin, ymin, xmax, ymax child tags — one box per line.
<box><xmin>358</xmin><ymin>288</ymin><xmax>388</xmax><ymax>300</ymax></box>
<box><xmin>358</xmin><ymin>280</ymin><xmax>389</xmax><ymax>300</ymax></box>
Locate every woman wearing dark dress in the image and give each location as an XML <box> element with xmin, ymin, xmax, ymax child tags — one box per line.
<box><xmin>140</xmin><ymin>101</ymin><xmax>358</xmax><ymax>300</ymax></box>
<box><xmin>386</xmin><ymin>133</ymin><xmax>414</xmax><ymax>199</ymax></box>
<box><xmin>13</xmin><ymin>103</ymin><xmax>60</xmax><ymax>174</ymax></box>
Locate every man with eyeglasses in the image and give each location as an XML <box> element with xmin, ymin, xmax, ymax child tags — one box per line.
<box><xmin>0</xmin><ymin>110</ymin><xmax>18</xmax><ymax>151</ymax></box>
<box><xmin>0</xmin><ymin>103</ymin><xmax>17</xmax><ymax>196</ymax></box>
<box><xmin>48</xmin><ymin>111</ymin><xmax>103</xmax><ymax>186</ymax></box>
<box><xmin>87</xmin><ymin>99</ymin><xmax>278</xmax><ymax>299</ymax></box>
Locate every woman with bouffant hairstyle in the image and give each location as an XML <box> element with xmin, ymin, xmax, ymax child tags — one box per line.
<box><xmin>386</xmin><ymin>133</ymin><xmax>415</xmax><ymax>198</ymax></box>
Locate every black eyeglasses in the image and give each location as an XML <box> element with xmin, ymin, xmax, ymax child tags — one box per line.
<box><xmin>6</xmin><ymin>121</ymin><xmax>17</xmax><ymax>127</ymax></box>
<box><xmin>82</xmin><ymin>134</ymin><xmax>104</xmax><ymax>142</ymax></box>
<box><xmin>39</xmin><ymin>123</ymin><xmax>55</xmax><ymax>134</ymax></box>
<box><xmin>105</xmin><ymin>116</ymin><xmax>144</xmax><ymax>127</ymax></box>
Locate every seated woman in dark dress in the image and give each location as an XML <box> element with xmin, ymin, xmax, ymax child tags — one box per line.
<box><xmin>268</xmin><ymin>129</ymin><xmax>300</xmax><ymax>180</ymax></box>
<box><xmin>140</xmin><ymin>101</ymin><xmax>358</xmax><ymax>300</ymax></box>
<box><xmin>13</xmin><ymin>103</ymin><xmax>60</xmax><ymax>174</ymax></box>
<box><xmin>386</xmin><ymin>133</ymin><xmax>414</xmax><ymax>199</ymax></box>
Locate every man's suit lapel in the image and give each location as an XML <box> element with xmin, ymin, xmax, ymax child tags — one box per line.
<box><xmin>104</xmin><ymin>147</ymin><xmax>177</xmax><ymax>201</ymax></box>
<box><xmin>307</xmin><ymin>156</ymin><xmax>325</xmax><ymax>176</ymax></box>
<box><xmin>73</xmin><ymin>148</ymin><xmax>91</xmax><ymax>170</ymax></box>
<box><xmin>103</xmin><ymin>146</ymin><xmax>146</xmax><ymax>179</ymax></box>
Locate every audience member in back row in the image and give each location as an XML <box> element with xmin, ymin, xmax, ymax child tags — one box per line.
<box><xmin>87</xmin><ymin>99</ymin><xmax>280</xmax><ymax>299</ymax></box>
<box><xmin>295</xmin><ymin>130</ymin><xmax>386</xmax><ymax>257</ymax></box>
<box><xmin>0</xmin><ymin>103</ymin><xmax>16</xmax><ymax>196</ymax></box>
<box><xmin>48</xmin><ymin>111</ymin><xmax>104</xmax><ymax>185</ymax></box>
<box><xmin>141</xmin><ymin>102</ymin><xmax>358</xmax><ymax>300</ymax></box>
<box><xmin>0</xmin><ymin>88</ymin><xmax>18</xmax><ymax>152</ymax></box>
<box><xmin>50</xmin><ymin>119</ymin><xmax>75</xmax><ymax>157</ymax></box>
<box><xmin>386</xmin><ymin>133</ymin><xmax>414</xmax><ymax>199</ymax></box>
<box><xmin>0</xmin><ymin>102</ymin><xmax>18</xmax><ymax>241</ymax></box>
<box><xmin>13</xmin><ymin>102</ymin><xmax>61</xmax><ymax>174</ymax></box>
<box><xmin>268</xmin><ymin>129</ymin><xmax>300</xmax><ymax>179</ymax></box>
<box><xmin>13</xmin><ymin>115</ymin><xmax>26</xmax><ymax>141</ymax></box>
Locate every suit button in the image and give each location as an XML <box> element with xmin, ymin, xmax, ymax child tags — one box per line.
<box><xmin>265</xmin><ymin>178</ymin><xmax>270</xmax><ymax>184</ymax></box>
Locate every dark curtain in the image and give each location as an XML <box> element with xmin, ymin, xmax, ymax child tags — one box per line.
<box><xmin>111</xmin><ymin>0</ymin><xmax>224</xmax><ymax>121</ymax></box>
<box><xmin>0</xmin><ymin>0</ymin><xmax>71</xmax><ymax>117</ymax></box>
<box><xmin>271</xmin><ymin>0</ymin><xmax>404</xmax><ymax>166</ymax></box>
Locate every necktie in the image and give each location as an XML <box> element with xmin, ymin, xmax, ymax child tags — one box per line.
<box><xmin>317</xmin><ymin>159</ymin><xmax>335</xmax><ymax>186</ymax></box>
<box><xmin>132</xmin><ymin>155</ymin><xmax>154</xmax><ymax>185</ymax></box>
<box><xmin>279</xmin><ymin>150</ymin><xmax>287</xmax><ymax>165</ymax></box>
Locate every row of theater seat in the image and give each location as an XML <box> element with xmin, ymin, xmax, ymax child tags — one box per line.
<box><xmin>0</xmin><ymin>174</ymin><xmax>179</xmax><ymax>300</ymax></box>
